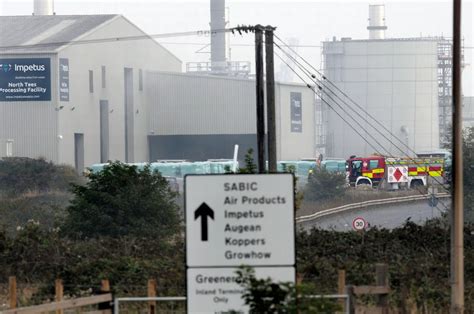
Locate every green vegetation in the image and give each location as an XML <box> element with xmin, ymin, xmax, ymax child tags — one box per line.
<box><xmin>303</xmin><ymin>167</ymin><xmax>347</xmax><ymax>202</ymax></box>
<box><xmin>62</xmin><ymin>161</ymin><xmax>180</xmax><ymax>239</ymax></box>
<box><xmin>234</xmin><ymin>266</ymin><xmax>341</xmax><ymax>313</ymax></box>
<box><xmin>0</xmin><ymin>157</ymin><xmax>80</xmax><ymax>234</ymax></box>
<box><xmin>0</xmin><ymin>157</ymin><xmax>81</xmax><ymax>196</ymax></box>
<box><xmin>1</xmin><ymin>153</ymin><xmax>474</xmax><ymax>312</ymax></box>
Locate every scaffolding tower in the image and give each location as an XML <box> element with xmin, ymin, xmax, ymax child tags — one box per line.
<box><xmin>438</xmin><ymin>39</ymin><xmax>453</xmax><ymax>148</ymax></box>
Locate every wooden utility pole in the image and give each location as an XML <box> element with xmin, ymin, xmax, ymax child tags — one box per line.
<box><xmin>451</xmin><ymin>0</ymin><xmax>464</xmax><ymax>312</ymax></box>
<box><xmin>265</xmin><ymin>26</ymin><xmax>277</xmax><ymax>172</ymax></box>
<box><xmin>254</xmin><ymin>24</ymin><xmax>266</xmax><ymax>173</ymax></box>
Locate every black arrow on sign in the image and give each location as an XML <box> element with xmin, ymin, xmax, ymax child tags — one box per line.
<box><xmin>194</xmin><ymin>202</ymin><xmax>214</xmax><ymax>241</ymax></box>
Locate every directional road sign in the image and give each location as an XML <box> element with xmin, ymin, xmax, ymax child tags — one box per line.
<box><xmin>187</xmin><ymin>267</ymin><xmax>295</xmax><ymax>312</ymax></box>
<box><xmin>185</xmin><ymin>173</ymin><xmax>295</xmax><ymax>267</ymax></box>
<box><xmin>185</xmin><ymin>173</ymin><xmax>296</xmax><ymax>313</ymax></box>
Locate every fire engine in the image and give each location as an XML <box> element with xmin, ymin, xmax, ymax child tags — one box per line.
<box><xmin>346</xmin><ymin>155</ymin><xmax>444</xmax><ymax>189</ymax></box>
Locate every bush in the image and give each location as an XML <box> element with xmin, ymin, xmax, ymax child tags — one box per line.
<box><xmin>61</xmin><ymin>161</ymin><xmax>180</xmax><ymax>239</ymax></box>
<box><xmin>0</xmin><ymin>157</ymin><xmax>81</xmax><ymax>196</ymax></box>
<box><xmin>304</xmin><ymin>168</ymin><xmax>347</xmax><ymax>202</ymax></box>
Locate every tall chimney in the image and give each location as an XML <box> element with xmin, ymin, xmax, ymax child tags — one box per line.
<box><xmin>210</xmin><ymin>0</ymin><xmax>226</xmax><ymax>73</ymax></box>
<box><xmin>367</xmin><ymin>4</ymin><xmax>387</xmax><ymax>39</ymax></box>
<box><xmin>33</xmin><ymin>0</ymin><xmax>54</xmax><ymax>16</ymax></box>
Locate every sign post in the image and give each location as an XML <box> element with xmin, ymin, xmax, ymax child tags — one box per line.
<box><xmin>185</xmin><ymin>173</ymin><xmax>296</xmax><ymax>313</ymax></box>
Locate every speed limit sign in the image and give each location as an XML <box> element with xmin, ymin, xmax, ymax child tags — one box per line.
<box><xmin>352</xmin><ymin>217</ymin><xmax>367</xmax><ymax>231</ymax></box>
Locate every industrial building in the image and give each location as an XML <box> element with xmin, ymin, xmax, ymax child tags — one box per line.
<box><xmin>145</xmin><ymin>71</ymin><xmax>315</xmax><ymax>161</ymax></box>
<box><xmin>319</xmin><ymin>4</ymin><xmax>452</xmax><ymax>159</ymax></box>
<box><xmin>0</xmin><ymin>12</ymin><xmax>181</xmax><ymax>173</ymax></box>
<box><xmin>0</xmin><ymin>0</ymin><xmax>317</xmax><ymax>172</ymax></box>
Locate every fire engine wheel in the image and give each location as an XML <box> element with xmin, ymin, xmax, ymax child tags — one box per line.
<box><xmin>410</xmin><ymin>180</ymin><xmax>423</xmax><ymax>188</ymax></box>
<box><xmin>356</xmin><ymin>181</ymin><xmax>372</xmax><ymax>189</ymax></box>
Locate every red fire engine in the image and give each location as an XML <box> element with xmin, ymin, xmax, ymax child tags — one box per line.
<box><xmin>346</xmin><ymin>155</ymin><xmax>444</xmax><ymax>188</ymax></box>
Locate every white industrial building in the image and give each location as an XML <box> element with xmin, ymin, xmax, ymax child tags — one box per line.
<box><xmin>0</xmin><ymin>1</ymin><xmax>317</xmax><ymax>172</ymax></box>
<box><xmin>320</xmin><ymin>4</ymin><xmax>449</xmax><ymax>159</ymax></box>
<box><xmin>0</xmin><ymin>13</ymin><xmax>181</xmax><ymax>173</ymax></box>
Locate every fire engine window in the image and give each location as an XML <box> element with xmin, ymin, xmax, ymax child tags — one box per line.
<box><xmin>369</xmin><ymin>160</ymin><xmax>379</xmax><ymax>169</ymax></box>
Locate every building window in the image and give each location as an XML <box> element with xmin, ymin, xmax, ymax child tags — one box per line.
<box><xmin>6</xmin><ymin>139</ymin><xmax>13</xmax><ymax>157</ymax></box>
<box><xmin>89</xmin><ymin>70</ymin><xmax>94</xmax><ymax>93</ymax></box>
<box><xmin>138</xmin><ymin>69</ymin><xmax>143</xmax><ymax>91</ymax></box>
<box><xmin>101</xmin><ymin>66</ymin><xmax>106</xmax><ymax>88</ymax></box>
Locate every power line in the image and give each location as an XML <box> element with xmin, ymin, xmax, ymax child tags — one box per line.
<box><xmin>0</xmin><ymin>27</ymin><xmax>239</xmax><ymax>51</ymax></box>
<box><xmin>274</xmin><ymin>34</ymin><xmax>450</xmax><ymax>193</ymax></box>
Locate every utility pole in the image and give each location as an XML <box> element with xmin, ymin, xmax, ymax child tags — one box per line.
<box><xmin>451</xmin><ymin>0</ymin><xmax>464</xmax><ymax>312</ymax></box>
<box><xmin>254</xmin><ymin>24</ymin><xmax>266</xmax><ymax>173</ymax></box>
<box><xmin>265</xmin><ymin>26</ymin><xmax>277</xmax><ymax>173</ymax></box>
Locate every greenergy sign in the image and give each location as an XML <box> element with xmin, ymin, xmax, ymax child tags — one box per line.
<box><xmin>0</xmin><ymin>58</ymin><xmax>51</xmax><ymax>101</ymax></box>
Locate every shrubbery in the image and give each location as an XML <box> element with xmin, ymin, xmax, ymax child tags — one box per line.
<box><xmin>0</xmin><ymin>157</ymin><xmax>81</xmax><ymax>196</ymax></box>
<box><xmin>304</xmin><ymin>167</ymin><xmax>347</xmax><ymax>202</ymax></box>
<box><xmin>62</xmin><ymin>161</ymin><xmax>180</xmax><ymax>239</ymax></box>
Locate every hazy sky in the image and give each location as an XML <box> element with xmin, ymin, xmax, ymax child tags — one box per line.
<box><xmin>1</xmin><ymin>0</ymin><xmax>473</xmax><ymax>95</ymax></box>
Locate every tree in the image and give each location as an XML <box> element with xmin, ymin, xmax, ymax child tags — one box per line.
<box><xmin>304</xmin><ymin>167</ymin><xmax>347</xmax><ymax>202</ymax></box>
<box><xmin>62</xmin><ymin>161</ymin><xmax>180</xmax><ymax>239</ymax></box>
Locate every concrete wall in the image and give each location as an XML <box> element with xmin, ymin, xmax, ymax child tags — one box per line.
<box><xmin>323</xmin><ymin>39</ymin><xmax>440</xmax><ymax>158</ymax></box>
<box><xmin>0</xmin><ymin>53</ymin><xmax>59</xmax><ymax>162</ymax></box>
<box><xmin>57</xmin><ymin>16</ymin><xmax>181</xmax><ymax>167</ymax></box>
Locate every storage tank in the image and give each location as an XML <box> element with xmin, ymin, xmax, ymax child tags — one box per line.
<box><xmin>322</xmin><ymin>37</ymin><xmax>441</xmax><ymax>158</ymax></box>
<box><xmin>320</xmin><ymin>4</ymin><xmax>441</xmax><ymax>159</ymax></box>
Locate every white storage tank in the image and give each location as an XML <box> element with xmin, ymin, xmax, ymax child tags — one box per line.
<box><xmin>322</xmin><ymin>37</ymin><xmax>441</xmax><ymax>158</ymax></box>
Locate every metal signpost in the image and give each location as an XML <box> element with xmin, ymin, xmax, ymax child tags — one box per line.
<box><xmin>185</xmin><ymin>173</ymin><xmax>296</xmax><ymax>313</ymax></box>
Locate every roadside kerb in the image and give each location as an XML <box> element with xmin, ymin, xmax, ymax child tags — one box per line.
<box><xmin>296</xmin><ymin>193</ymin><xmax>450</xmax><ymax>224</ymax></box>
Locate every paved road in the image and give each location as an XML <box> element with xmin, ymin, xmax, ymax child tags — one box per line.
<box><xmin>298</xmin><ymin>198</ymin><xmax>451</xmax><ymax>232</ymax></box>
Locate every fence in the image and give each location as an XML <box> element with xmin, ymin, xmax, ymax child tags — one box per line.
<box><xmin>2</xmin><ymin>264</ymin><xmax>390</xmax><ymax>313</ymax></box>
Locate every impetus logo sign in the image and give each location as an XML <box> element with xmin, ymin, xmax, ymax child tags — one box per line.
<box><xmin>14</xmin><ymin>63</ymin><xmax>46</xmax><ymax>73</ymax></box>
<box><xmin>0</xmin><ymin>64</ymin><xmax>12</xmax><ymax>73</ymax></box>
<box><xmin>0</xmin><ymin>58</ymin><xmax>51</xmax><ymax>101</ymax></box>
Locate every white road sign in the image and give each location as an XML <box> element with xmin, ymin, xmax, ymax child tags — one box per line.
<box><xmin>185</xmin><ymin>174</ymin><xmax>295</xmax><ymax>267</ymax></box>
<box><xmin>352</xmin><ymin>217</ymin><xmax>367</xmax><ymax>231</ymax></box>
<box><xmin>187</xmin><ymin>267</ymin><xmax>295</xmax><ymax>313</ymax></box>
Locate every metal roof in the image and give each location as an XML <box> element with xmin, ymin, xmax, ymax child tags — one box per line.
<box><xmin>0</xmin><ymin>15</ymin><xmax>118</xmax><ymax>53</ymax></box>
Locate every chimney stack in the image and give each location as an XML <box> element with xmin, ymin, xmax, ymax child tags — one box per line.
<box><xmin>210</xmin><ymin>0</ymin><xmax>226</xmax><ymax>73</ymax></box>
<box><xmin>33</xmin><ymin>0</ymin><xmax>54</xmax><ymax>16</ymax></box>
<box><xmin>367</xmin><ymin>4</ymin><xmax>387</xmax><ymax>39</ymax></box>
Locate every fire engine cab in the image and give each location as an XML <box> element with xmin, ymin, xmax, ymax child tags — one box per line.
<box><xmin>347</xmin><ymin>155</ymin><xmax>444</xmax><ymax>189</ymax></box>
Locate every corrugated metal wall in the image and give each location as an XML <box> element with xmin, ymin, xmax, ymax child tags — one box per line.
<box><xmin>145</xmin><ymin>72</ymin><xmax>316</xmax><ymax>161</ymax></box>
<box><xmin>146</xmin><ymin>72</ymin><xmax>256</xmax><ymax>135</ymax></box>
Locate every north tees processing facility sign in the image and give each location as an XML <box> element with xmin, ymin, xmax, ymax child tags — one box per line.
<box><xmin>185</xmin><ymin>173</ymin><xmax>296</xmax><ymax>312</ymax></box>
<box><xmin>0</xmin><ymin>58</ymin><xmax>51</xmax><ymax>101</ymax></box>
